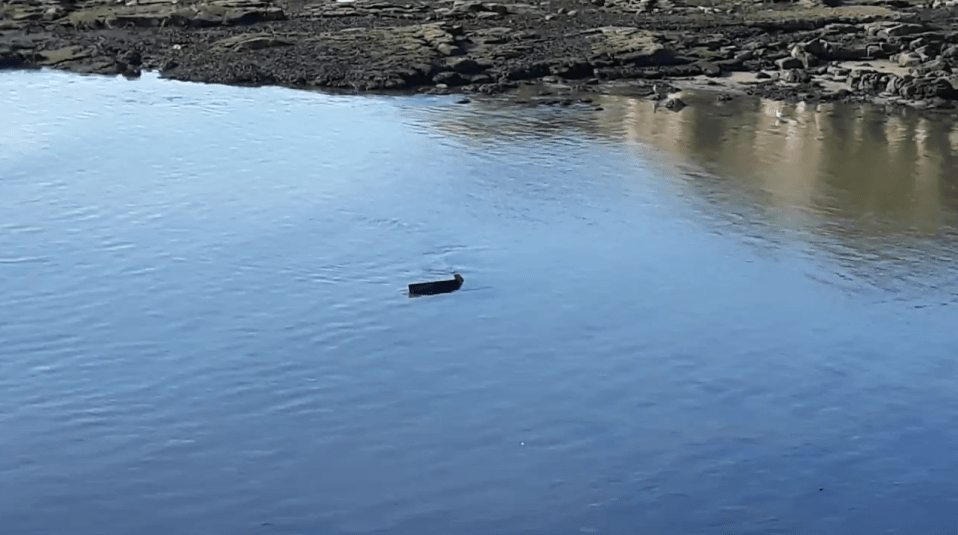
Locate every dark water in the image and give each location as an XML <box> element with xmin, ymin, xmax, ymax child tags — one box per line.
<box><xmin>3</xmin><ymin>71</ymin><xmax>958</xmax><ymax>535</ymax></box>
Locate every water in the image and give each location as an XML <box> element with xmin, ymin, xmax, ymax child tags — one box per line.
<box><xmin>3</xmin><ymin>70</ymin><xmax>958</xmax><ymax>535</ymax></box>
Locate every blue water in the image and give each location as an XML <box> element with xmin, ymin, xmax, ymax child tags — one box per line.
<box><xmin>3</xmin><ymin>70</ymin><xmax>958</xmax><ymax>535</ymax></box>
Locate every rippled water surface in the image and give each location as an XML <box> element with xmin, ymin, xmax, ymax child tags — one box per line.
<box><xmin>3</xmin><ymin>71</ymin><xmax>958</xmax><ymax>535</ymax></box>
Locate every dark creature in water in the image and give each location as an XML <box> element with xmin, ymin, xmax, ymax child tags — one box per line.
<box><xmin>408</xmin><ymin>273</ymin><xmax>464</xmax><ymax>297</ymax></box>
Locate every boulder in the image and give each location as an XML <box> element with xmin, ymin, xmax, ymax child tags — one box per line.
<box><xmin>448</xmin><ymin>57</ymin><xmax>484</xmax><ymax>74</ymax></box>
<box><xmin>898</xmin><ymin>52</ymin><xmax>922</xmax><ymax>67</ymax></box>
<box><xmin>552</xmin><ymin>61</ymin><xmax>594</xmax><ymax>79</ymax></box>
<box><xmin>775</xmin><ymin>56</ymin><xmax>804</xmax><ymax>70</ymax></box>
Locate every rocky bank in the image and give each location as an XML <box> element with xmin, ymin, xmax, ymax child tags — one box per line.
<box><xmin>4</xmin><ymin>0</ymin><xmax>958</xmax><ymax>108</ymax></box>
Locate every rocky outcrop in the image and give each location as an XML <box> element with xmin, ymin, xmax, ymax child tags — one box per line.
<box><xmin>3</xmin><ymin>0</ymin><xmax>958</xmax><ymax>109</ymax></box>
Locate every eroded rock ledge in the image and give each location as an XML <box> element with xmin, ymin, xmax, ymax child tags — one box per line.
<box><xmin>4</xmin><ymin>0</ymin><xmax>958</xmax><ymax>109</ymax></box>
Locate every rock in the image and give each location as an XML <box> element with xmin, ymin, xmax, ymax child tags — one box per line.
<box><xmin>823</xmin><ymin>23</ymin><xmax>859</xmax><ymax>35</ymax></box>
<box><xmin>784</xmin><ymin>69</ymin><xmax>811</xmax><ymax>84</ymax></box>
<box><xmin>433</xmin><ymin>71</ymin><xmax>469</xmax><ymax>85</ymax></box>
<box><xmin>916</xmin><ymin>59</ymin><xmax>951</xmax><ymax>75</ymax></box>
<box><xmin>756</xmin><ymin>71</ymin><xmax>771</xmax><ymax>79</ymax></box>
<box><xmin>775</xmin><ymin>57</ymin><xmax>804</xmax><ymax>70</ymax></box>
<box><xmin>865</xmin><ymin>43</ymin><xmax>892</xmax><ymax>60</ymax></box>
<box><xmin>37</xmin><ymin>46</ymin><xmax>90</xmax><ymax>65</ymax></box>
<box><xmin>663</xmin><ymin>96</ymin><xmax>685</xmax><ymax>111</ymax></box>
<box><xmin>587</xmin><ymin>27</ymin><xmax>683</xmax><ymax>67</ymax></box>
<box><xmin>914</xmin><ymin>45</ymin><xmax>937</xmax><ymax>62</ymax></box>
<box><xmin>941</xmin><ymin>45</ymin><xmax>958</xmax><ymax>60</ymax></box>
<box><xmin>915</xmin><ymin>77</ymin><xmax>957</xmax><ymax>99</ymax></box>
<box><xmin>695</xmin><ymin>60</ymin><xmax>721</xmax><ymax>77</ymax></box>
<box><xmin>214</xmin><ymin>34</ymin><xmax>292</xmax><ymax>51</ymax></box>
<box><xmin>790</xmin><ymin>49</ymin><xmax>819</xmax><ymax>69</ymax></box>
<box><xmin>506</xmin><ymin>63</ymin><xmax>550</xmax><ymax>80</ymax></box>
<box><xmin>849</xmin><ymin>69</ymin><xmax>886</xmax><ymax>93</ymax></box>
<box><xmin>828</xmin><ymin>44</ymin><xmax>868</xmax><ymax>61</ymax></box>
<box><xmin>802</xmin><ymin>39</ymin><xmax>830</xmax><ymax>58</ymax></box>
<box><xmin>826</xmin><ymin>65</ymin><xmax>851</xmax><ymax>77</ymax></box>
<box><xmin>552</xmin><ymin>61</ymin><xmax>594</xmax><ymax>79</ymax></box>
<box><xmin>878</xmin><ymin>24</ymin><xmax>926</xmax><ymax>39</ymax></box>
<box><xmin>883</xmin><ymin>75</ymin><xmax>904</xmax><ymax>95</ymax></box>
<box><xmin>448</xmin><ymin>57</ymin><xmax>483</xmax><ymax>74</ymax></box>
<box><xmin>898</xmin><ymin>52</ymin><xmax>922</xmax><ymax>67</ymax></box>
<box><xmin>437</xmin><ymin>43</ymin><xmax>463</xmax><ymax>56</ymax></box>
<box><xmin>0</xmin><ymin>50</ymin><xmax>25</xmax><ymax>69</ymax></box>
<box><xmin>634</xmin><ymin>64</ymin><xmax>681</xmax><ymax>77</ymax></box>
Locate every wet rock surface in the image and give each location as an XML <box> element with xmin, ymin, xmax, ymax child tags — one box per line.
<box><xmin>3</xmin><ymin>0</ymin><xmax>958</xmax><ymax>108</ymax></box>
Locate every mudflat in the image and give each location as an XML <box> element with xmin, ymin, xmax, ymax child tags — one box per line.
<box><xmin>3</xmin><ymin>0</ymin><xmax>958</xmax><ymax>109</ymax></box>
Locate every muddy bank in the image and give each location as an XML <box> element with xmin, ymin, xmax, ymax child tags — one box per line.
<box><xmin>3</xmin><ymin>0</ymin><xmax>958</xmax><ymax>109</ymax></box>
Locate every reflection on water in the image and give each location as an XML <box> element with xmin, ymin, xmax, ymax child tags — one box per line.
<box><xmin>424</xmin><ymin>91</ymin><xmax>958</xmax><ymax>238</ymax></box>
<box><xmin>604</xmin><ymin>94</ymin><xmax>958</xmax><ymax>236</ymax></box>
<box><xmin>416</xmin><ymin>91</ymin><xmax>958</xmax><ymax>300</ymax></box>
<box><xmin>3</xmin><ymin>71</ymin><xmax>958</xmax><ymax>535</ymax></box>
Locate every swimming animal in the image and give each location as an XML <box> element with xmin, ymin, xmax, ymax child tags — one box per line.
<box><xmin>408</xmin><ymin>273</ymin><xmax>464</xmax><ymax>297</ymax></box>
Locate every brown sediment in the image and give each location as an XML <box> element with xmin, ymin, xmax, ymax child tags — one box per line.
<box><xmin>3</xmin><ymin>0</ymin><xmax>958</xmax><ymax>110</ymax></box>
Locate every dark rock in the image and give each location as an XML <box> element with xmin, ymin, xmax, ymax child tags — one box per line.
<box><xmin>449</xmin><ymin>57</ymin><xmax>483</xmax><ymax>74</ymax></box>
<box><xmin>119</xmin><ymin>50</ymin><xmax>141</xmax><ymax>66</ymax></box>
<box><xmin>0</xmin><ymin>50</ymin><xmax>25</xmax><ymax>69</ymax></box>
<box><xmin>784</xmin><ymin>69</ymin><xmax>811</xmax><ymax>84</ymax></box>
<box><xmin>433</xmin><ymin>71</ymin><xmax>470</xmax><ymax>85</ymax></box>
<box><xmin>884</xmin><ymin>75</ymin><xmax>905</xmax><ymax>95</ymax></box>
<box><xmin>828</xmin><ymin>44</ymin><xmax>868</xmax><ymax>61</ymax></box>
<box><xmin>695</xmin><ymin>60</ymin><xmax>721</xmax><ymax>77</ymax></box>
<box><xmin>826</xmin><ymin>65</ymin><xmax>851</xmax><ymax>77</ymax></box>
<box><xmin>756</xmin><ymin>71</ymin><xmax>772</xmax><ymax>79</ymax></box>
<box><xmin>802</xmin><ymin>39</ymin><xmax>830</xmax><ymax>57</ymax></box>
<box><xmin>775</xmin><ymin>57</ymin><xmax>804</xmax><ymax>70</ymax></box>
<box><xmin>923</xmin><ymin>77</ymin><xmax>958</xmax><ymax>99</ymax></box>
<box><xmin>659</xmin><ymin>63</ymin><xmax>703</xmax><ymax>77</ymax></box>
<box><xmin>916</xmin><ymin>59</ymin><xmax>951</xmax><ymax>75</ymax></box>
<box><xmin>914</xmin><ymin>45</ymin><xmax>937</xmax><ymax>62</ymax></box>
<box><xmin>663</xmin><ymin>96</ymin><xmax>685</xmax><ymax>111</ymax></box>
<box><xmin>753</xmin><ymin>20</ymin><xmax>817</xmax><ymax>32</ymax></box>
<box><xmin>864</xmin><ymin>44</ymin><xmax>890</xmax><ymax>60</ymax></box>
<box><xmin>793</xmin><ymin>51</ymin><xmax>819</xmax><ymax>69</ymax></box>
<box><xmin>506</xmin><ymin>63</ymin><xmax>550</xmax><ymax>80</ymax></box>
<box><xmin>941</xmin><ymin>45</ymin><xmax>958</xmax><ymax>60</ymax></box>
<box><xmin>552</xmin><ymin>61</ymin><xmax>594</xmax><ymax>79</ymax></box>
<box><xmin>822</xmin><ymin>23</ymin><xmax>859</xmax><ymax>36</ymax></box>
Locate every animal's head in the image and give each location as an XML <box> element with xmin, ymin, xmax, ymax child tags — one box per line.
<box><xmin>454</xmin><ymin>273</ymin><xmax>464</xmax><ymax>283</ymax></box>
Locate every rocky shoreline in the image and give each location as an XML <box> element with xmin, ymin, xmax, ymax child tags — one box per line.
<box><xmin>3</xmin><ymin>0</ymin><xmax>958</xmax><ymax>109</ymax></box>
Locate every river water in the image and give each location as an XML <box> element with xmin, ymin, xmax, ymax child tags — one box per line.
<box><xmin>3</xmin><ymin>70</ymin><xmax>958</xmax><ymax>535</ymax></box>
